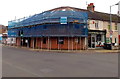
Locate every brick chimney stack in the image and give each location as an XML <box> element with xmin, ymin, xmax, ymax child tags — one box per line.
<box><xmin>87</xmin><ymin>3</ymin><xmax>95</xmax><ymax>12</ymax></box>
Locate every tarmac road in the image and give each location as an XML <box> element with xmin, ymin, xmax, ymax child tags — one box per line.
<box><xmin>2</xmin><ymin>46</ymin><xmax>118</xmax><ymax>77</ymax></box>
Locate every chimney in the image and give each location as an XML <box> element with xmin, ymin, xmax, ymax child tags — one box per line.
<box><xmin>87</xmin><ymin>3</ymin><xmax>95</xmax><ymax>12</ymax></box>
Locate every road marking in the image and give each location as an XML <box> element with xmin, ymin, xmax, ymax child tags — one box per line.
<box><xmin>3</xmin><ymin>61</ymin><xmax>43</xmax><ymax>77</ymax></box>
<box><xmin>40</xmin><ymin>68</ymin><xmax>53</xmax><ymax>73</ymax></box>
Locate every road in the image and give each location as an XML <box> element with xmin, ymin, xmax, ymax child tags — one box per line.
<box><xmin>2</xmin><ymin>46</ymin><xmax>118</xmax><ymax>77</ymax></box>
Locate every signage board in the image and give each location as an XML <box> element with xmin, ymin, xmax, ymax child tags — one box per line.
<box><xmin>60</xmin><ymin>17</ymin><xmax>67</xmax><ymax>24</ymax></box>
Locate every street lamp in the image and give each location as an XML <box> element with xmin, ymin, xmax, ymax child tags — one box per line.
<box><xmin>110</xmin><ymin>3</ymin><xmax>119</xmax><ymax>49</ymax></box>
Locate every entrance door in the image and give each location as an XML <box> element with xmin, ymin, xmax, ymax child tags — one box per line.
<box><xmin>91</xmin><ymin>35</ymin><xmax>96</xmax><ymax>48</ymax></box>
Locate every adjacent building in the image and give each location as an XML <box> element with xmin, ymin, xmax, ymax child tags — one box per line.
<box><xmin>118</xmin><ymin>1</ymin><xmax>120</xmax><ymax>46</ymax></box>
<box><xmin>0</xmin><ymin>25</ymin><xmax>7</xmax><ymax>44</ymax></box>
<box><xmin>86</xmin><ymin>3</ymin><xmax>120</xmax><ymax>49</ymax></box>
<box><xmin>8</xmin><ymin>3</ymin><xmax>120</xmax><ymax>50</ymax></box>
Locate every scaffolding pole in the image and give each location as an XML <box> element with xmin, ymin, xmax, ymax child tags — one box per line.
<box><xmin>84</xmin><ymin>37</ymin><xmax>86</xmax><ymax>50</ymax></box>
<box><xmin>38</xmin><ymin>37</ymin><xmax>40</xmax><ymax>49</ymax></box>
<box><xmin>48</xmin><ymin>37</ymin><xmax>50</xmax><ymax>50</ymax></box>
<box><xmin>50</xmin><ymin>37</ymin><xmax>51</xmax><ymax>50</ymax></box>
<box><xmin>83</xmin><ymin>37</ymin><xmax>84</xmax><ymax>50</ymax></box>
<box><xmin>58</xmin><ymin>37</ymin><xmax>60</xmax><ymax>50</ymax></box>
<box><xmin>41</xmin><ymin>37</ymin><xmax>42</xmax><ymax>50</ymax></box>
<box><xmin>72</xmin><ymin>37</ymin><xmax>73</xmax><ymax>51</ymax></box>
<box><xmin>80</xmin><ymin>37</ymin><xmax>81</xmax><ymax>50</ymax></box>
<box><xmin>76</xmin><ymin>37</ymin><xmax>77</xmax><ymax>51</ymax></box>
<box><xmin>33</xmin><ymin>38</ymin><xmax>35</xmax><ymax>49</ymax></box>
<box><xmin>27</xmin><ymin>38</ymin><xmax>29</xmax><ymax>48</ymax></box>
<box><xmin>68</xmin><ymin>37</ymin><xmax>69</xmax><ymax>51</ymax></box>
<box><xmin>86</xmin><ymin>37</ymin><xmax>88</xmax><ymax>50</ymax></box>
<box><xmin>21</xmin><ymin>37</ymin><xmax>23</xmax><ymax>47</ymax></box>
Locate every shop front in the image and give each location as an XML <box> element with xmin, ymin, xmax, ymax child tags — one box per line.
<box><xmin>88</xmin><ymin>30</ymin><xmax>106</xmax><ymax>48</ymax></box>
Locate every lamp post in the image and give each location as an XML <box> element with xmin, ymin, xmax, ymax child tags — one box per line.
<box><xmin>110</xmin><ymin>3</ymin><xmax>119</xmax><ymax>49</ymax></box>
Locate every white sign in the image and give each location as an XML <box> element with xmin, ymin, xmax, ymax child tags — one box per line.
<box><xmin>25</xmin><ymin>40</ymin><xmax>28</xmax><ymax>43</ymax></box>
<box><xmin>60</xmin><ymin>17</ymin><xmax>67</xmax><ymax>24</ymax></box>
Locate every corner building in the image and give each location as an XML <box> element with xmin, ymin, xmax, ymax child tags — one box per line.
<box><xmin>8</xmin><ymin>7</ymin><xmax>88</xmax><ymax>50</ymax></box>
<box><xmin>8</xmin><ymin>5</ymin><xmax>120</xmax><ymax>50</ymax></box>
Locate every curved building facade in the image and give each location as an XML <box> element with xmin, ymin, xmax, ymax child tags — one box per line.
<box><xmin>8</xmin><ymin>7</ymin><xmax>88</xmax><ymax>50</ymax></box>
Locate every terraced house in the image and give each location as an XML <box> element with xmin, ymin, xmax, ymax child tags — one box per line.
<box><xmin>118</xmin><ymin>1</ymin><xmax>120</xmax><ymax>47</ymax></box>
<box><xmin>8</xmin><ymin>3</ymin><xmax>120</xmax><ymax>50</ymax></box>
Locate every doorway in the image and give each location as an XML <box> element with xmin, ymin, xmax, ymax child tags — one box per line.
<box><xmin>88</xmin><ymin>34</ymin><xmax>96</xmax><ymax>48</ymax></box>
<box><xmin>91</xmin><ymin>35</ymin><xmax>96</xmax><ymax>48</ymax></box>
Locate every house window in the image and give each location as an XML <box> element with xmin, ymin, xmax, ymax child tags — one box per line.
<box><xmin>43</xmin><ymin>38</ymin><xmax>46</xmax><ymax>44</ymax></box>
<box><xmin>18</xmin><ymin>31</ymin><xmax>21</xmax><ymax>36</ymax></box>
<box><xmin>115</xmin><ymin>23</ymin><xmax>117</xmax><ymax>30</ymax></box>
<box><xmin>115</xmin><ymin>26</ymin><xmax>117</xmax><ymax>30</ymax></box>
<box><xmin>21</xmin><ymin>30</ymin><xmax>23</xmax><ymax>36</ymax></box>
<box><xmin>108</xmin><ymin>25</ymin><xmax>110</xmax><ymax>30</ymax></box>
<box><xmin>96</xmin><ymin>34</ymin><xmax>101</xmax><ymax>41</ymax></box>
<box><xmin>18</xmin><ymin>30</ymin><xmax>23</xmax><ymax>37</ymax></box>
<box><xmin>115</xmin><ymin>38</ymin><xmax>117</xmax><ymax>43</ymax></box>
<box><xmin>95</xmin><ymin>23</ymin><xmax>98</xmax><ymax>29</ymax></box>
<box><xmin>75</xmin><ymin>37</ymin><xmax>80</xmax><ymax>44</ymax></box>
<box><xmin>58</xmin><ymin>37</ymin><xmax>64</xmax><ymax>44</ymax></box>
<box><xmin>11</xmin><ymin>38</ymin><xmax>13</xmax><ymax>41</ymax></box>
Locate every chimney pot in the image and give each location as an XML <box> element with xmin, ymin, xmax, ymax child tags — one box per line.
<box><xmin>87</xmin><ymin>3</ymin><xmax>95</xmax><ymax>12</ymax></box>
<box><xmin>90</xmin><ymin>3</ymin><xmax>94</xmax><ymax>5</ymax></box>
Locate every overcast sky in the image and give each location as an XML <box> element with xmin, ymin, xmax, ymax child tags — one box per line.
<box><xmin>0</xmin><ymin>0</ymin><xmax>119</xmax><ymax>26</ymax></box>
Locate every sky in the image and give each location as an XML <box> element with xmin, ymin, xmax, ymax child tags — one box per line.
<box><xmin>0</xmin><ymin>0</ymin><xmax>120</xmax><ymax>26</ymax></box>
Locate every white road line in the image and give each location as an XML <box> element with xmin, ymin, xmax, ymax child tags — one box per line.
<box><xmin>3</xmin><ymin>61</ymin><xmax>43</xmax><ymax>77</ymax></box>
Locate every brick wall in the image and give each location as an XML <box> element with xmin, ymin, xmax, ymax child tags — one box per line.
<box><xmin>16</xmin><ymin>37</ymin><xmax>86</xmax><ymax>50</ymax></box>
<box><xmin>16</xmin><ymin>37</ymin><xmax>21</xmax><ymax>46</ymax></box>
<box><xmin>35</xmin><ymin>37</ymin><xmax>85</xmax><ymax>50</ymax></box>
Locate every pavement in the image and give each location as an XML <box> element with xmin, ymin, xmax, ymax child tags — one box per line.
<box><xmin>3</xmin><ymin>44</ymin><xmax>120</xmax><ymax>53</ymax></box>
<box><xmin>2</xmin><ymin>45</ymin><xmax>119</xmax><ymax>77</ymax></box>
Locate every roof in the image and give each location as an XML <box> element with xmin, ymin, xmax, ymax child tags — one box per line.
<box><xmin>8</xmin><ymin>6</ymin><xmax>120</xmax><ymax>28</ymax></box>
<box><xmin>14</xmin><ymin>7</ymin><xmax>88</xmax><ymax>27</ymax></box>
<box><xmin>48</xmin><ymin>6</ymin><xmax>120</xmax><ymax>23</ymax></box>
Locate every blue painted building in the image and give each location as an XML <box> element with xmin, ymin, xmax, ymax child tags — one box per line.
<box><xmin>8</xmin><ymin>7</ymin><xmax>88</xmax><ymax>50</ymax></box>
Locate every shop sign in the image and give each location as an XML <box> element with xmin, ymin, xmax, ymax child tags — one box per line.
<box><xmin>89</xmin><ymin>32</ymin><xmax>105</xmax><ymax>34</ymax></box>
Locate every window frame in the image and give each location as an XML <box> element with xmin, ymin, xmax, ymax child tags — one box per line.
<box><xmin>43</xmin><ymin>38</ymin><xmax>46</xmax><ymax>44</ymax></box>
<box><xmin>57</xmin><ymin>37</ymin><xmax>64</xmax><ymax>44</ymax></box>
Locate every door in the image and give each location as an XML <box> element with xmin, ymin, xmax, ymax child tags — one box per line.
<box><xmin>88</xmin><ymin>35</ymin><xmax>91</xmax><ymax>48</ymax></box>
<box><xmin>91</xmin><ymin>35</ymin><xmax>96</xmax><ymax>48</ymax></box>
